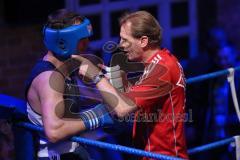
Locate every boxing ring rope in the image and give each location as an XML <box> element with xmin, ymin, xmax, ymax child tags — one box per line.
<box><xmin>188</xmin><ymin>136</ymin><xmax>240</xmax><ymax>159</ymax></box>
<box><xmin>0</xmin><ymin>66</ymin><xmax>240</xmax><ymax>160</ymax></box>
<box><xmin>15</xmin><ymin>122</ymin><xmax>240</xmax><ymax>159</ymax></box>
<box><xmin>15</xmin><ymin>122</ymin><xmax>183</xmax><ymax>160</ymax></box>
<box><xmin>186</xmin><ymin>66</ymin><xmax>240</xmax><ymax>84</ymax></box>
<box><xmin>188</xmin><ymin>136</ymin><xmax>235</xmax><ymax>154</ymax></box>
<box><xmin>187</xmin><ymin>66</ymin><xmax>240</xmax><ymax>123</ymax></box>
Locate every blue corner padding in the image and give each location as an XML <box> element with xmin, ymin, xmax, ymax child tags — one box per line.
<box><xmin>0</xmin><ymin>94</ymin><xmax>27</xmax><ymax>119</ymax></box>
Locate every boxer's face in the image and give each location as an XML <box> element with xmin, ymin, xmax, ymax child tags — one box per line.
<box><xmin>77</xmin><ymin>38</ymin><xmax>89</xmax><ymax>54</ymax></box>
<box><xmin>119</xmin><ymin>22</ymin><xmax>143</xmax><ymax>61</ymax></box>
<box><xmin>75</xmin><ymin>20</ymin><xmax>90</xmax><ymax>54</ymax></box>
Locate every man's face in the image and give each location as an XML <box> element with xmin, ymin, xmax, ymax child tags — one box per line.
<box><xmin>119</xmin><ymin>22</ymin><xmax>143</xmax><ymax>61</ymax></box>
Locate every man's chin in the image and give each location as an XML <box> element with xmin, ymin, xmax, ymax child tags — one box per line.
<box><xmin>127</xmin><ymin>54</ymin><xmax>132</xmax><ymax>60</ymax></box>
<box><xmin>127</xmin><ymin>56</ymin><xmax>138</xmax><ymax>62</ymax></box>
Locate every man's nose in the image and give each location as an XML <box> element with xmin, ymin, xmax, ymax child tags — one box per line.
<box><xmin>119</xmin><ymin>39</ymin><xmax>124</xmax><ymax>47</ymax></box>
<box><xmin>118</xmin><ymin>40</ymin><xmax>125</xmax><ymax>50</ymax></box>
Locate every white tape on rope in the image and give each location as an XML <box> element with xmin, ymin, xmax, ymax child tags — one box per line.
<box><xmin>234</xmin><ymin>136</ymin><xmax>240</xmax><ymax>160</ymax></box>
<box><xmin>227</xmin><ymin>68</ymin><xmax>240</xmax><ymax>123</ymax></box>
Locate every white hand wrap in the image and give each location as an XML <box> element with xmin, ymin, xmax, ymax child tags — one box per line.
<box><xmin>104</xmin><ymin>65</ymin><xmax>124</xmax><ymax>92</ymax></box>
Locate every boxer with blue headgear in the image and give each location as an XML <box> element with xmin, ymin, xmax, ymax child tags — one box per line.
<box><xmin>25</xmin><ymin>9</ymin><xmax>114</xmax><ymax>160</ymax></box>
<box><xmin>43</xmin><ymin>11</ymin><xmax>93</xmax><ymax>60</ymax></box>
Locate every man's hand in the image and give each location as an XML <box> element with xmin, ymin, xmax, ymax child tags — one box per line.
<box><xmin>99</xmin><ymin>64</ymin><xmax>126</xmax><ymax>92</ymax></box>
<box><xmin>71</xmin><ymin>55</ymin><xmax>102</xmax><ymax>81</ymax></box>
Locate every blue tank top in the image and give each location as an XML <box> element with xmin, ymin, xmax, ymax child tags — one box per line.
<box><xmin>25</xmin><ymin>59</ymin><xmax>100</xmax><ymax>117</ymax></box>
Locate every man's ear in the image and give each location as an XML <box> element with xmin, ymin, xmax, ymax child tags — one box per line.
<box><xmin>140</xmin><ymin>36</ymin><xmax>149</xmax><ymax>48</ymax></box>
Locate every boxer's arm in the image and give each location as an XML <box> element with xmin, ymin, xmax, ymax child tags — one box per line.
<box><xmin>35</xmin><ymin>71</ymin><xmax>113</xmax><ymax>143</ymax></box>
<box><xmin>35</xmin><ymin>71</ymin><xmax>86</xmax><ymax>142</ymax></box>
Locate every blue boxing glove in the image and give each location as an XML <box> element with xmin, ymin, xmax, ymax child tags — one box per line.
<box><xmin>79</xmin><ymin>104</ymin><xmax>114</xmax><ymax>130</ymax></box>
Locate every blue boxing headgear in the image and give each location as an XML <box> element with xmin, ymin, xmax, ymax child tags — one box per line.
<box><xmin>43</xmin><ymin>18</ymin><xmax>93</xmax><ymax>60</ymax></box>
